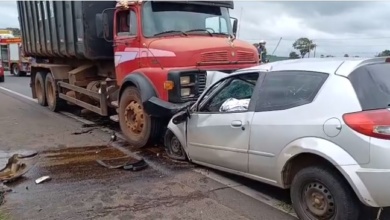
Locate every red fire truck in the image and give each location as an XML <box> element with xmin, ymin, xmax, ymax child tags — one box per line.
<box><xmin>0</xmin><ymin>37</ymin><xmax>31</xmax><ymax>77</ymax></box>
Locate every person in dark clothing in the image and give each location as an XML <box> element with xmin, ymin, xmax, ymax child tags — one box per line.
<box><xmin>258</xmin><ymin>40</ymin><xmax>267</xmax><ymax>63</ymax></box>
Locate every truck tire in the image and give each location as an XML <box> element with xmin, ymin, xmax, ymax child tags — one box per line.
<box><xmin>119</xmin><ymin>86</ymin><xmax>161</xmax><ymax>148</ymax></box>
<box><xmin>45</xmin><ymin>73</ymin><xmax>65</xmax><ymax>112</ymax></box>
<box><xmin>291</xmin><ymin>165</ymin><xmax>360</xmax><ymax>220</ymax></box>
<box><xmin>35</xmin><ymin>72</ymin><xmax>47</xmax><ymax>106</ymax></box>
<box><xmin>12</xmin><ymin>64</ymin><xmax>26</xmax><ymax>77</ymax></box>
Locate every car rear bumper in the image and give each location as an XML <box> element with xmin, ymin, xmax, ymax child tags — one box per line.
<box><xmin>341</xmin><ymin>164</ymin><xmax>390</xmax><ymax>207</ymax></box>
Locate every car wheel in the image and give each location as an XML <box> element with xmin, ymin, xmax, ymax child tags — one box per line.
<box><xmin>35</xmin><ymin>72</ymin><xmax>47</xmax><ymax>106</ymax></box>
<box><xmin>164</xmin><ymin>129</ymin><xmax>187</xmax><ymax>161</ymax></box>
<box><xmin>291</xmin><ymin>166</ymin><xmax>360</xmax><ymax>220</ymax></box>
<box><xmin>0</xmin><ymin>75</ymin><xmax>4</xmax><ymax>83</ymax></box>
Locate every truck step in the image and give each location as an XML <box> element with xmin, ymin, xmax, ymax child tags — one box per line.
<box><xmin>111</xmin><ymin>101</ymin><xmax>118</xmax><ymax>108</ymax></box>
<box><xmin>109</xmin><ymin>115</ymin><xmax>119</xmax><ymax>122</ymax></box>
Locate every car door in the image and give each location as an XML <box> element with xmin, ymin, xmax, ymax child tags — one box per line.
<box><xmin>248</xmin><ymin>71</ymin><xmax>330</xmax><ymax>181</ymax></box>
<box><xmin>186</xmin><ymin>72</ymin><xmax>262</xmax><ymax>173</ymax></box>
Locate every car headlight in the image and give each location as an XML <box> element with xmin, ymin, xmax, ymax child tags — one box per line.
<box><xmin>180</xmin><ymin>76</ymin><xmax>191</xmax><ymax>85</ymax></box>
<box><xmin>181</xmin><ymin>88</ymin><xmax>191</xmax><ymax>97</ymax></box>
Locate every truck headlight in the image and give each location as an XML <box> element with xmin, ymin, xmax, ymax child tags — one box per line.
<box><xmin>181</xmin><ymin>88</ymin><xmax>191</xmax><ymax>97</ymax></box>
<box><xmin>180</xmin><ymin>76</ymin><xmax>191</xmax><ymax>85</ymax></box>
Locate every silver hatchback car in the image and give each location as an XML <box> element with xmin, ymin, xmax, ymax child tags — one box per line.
<box><xmin>165</xmin><ymin>57</ymin><xmax>390</xmax><ymax>220</ymax></box>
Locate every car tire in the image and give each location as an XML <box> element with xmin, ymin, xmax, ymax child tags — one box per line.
<box><xmin>35</xmin><ymin>72</ymin><xmax>47</xmax><ymax>106</ymax></box>
<box><xmin>164</xmin><ymin>129</ymin><xmax>187</xmax><ymax>161</ymax></box>
<box><xmin>0</xmin><ymin>75</ymin><xmax>4</xmax><ymax>83</ymax></box>
<box><xmin>291</xmin><ymin>165</ymin><xmax>360</xmax><ymax>220</ymax></box>
<box><xmin>119</xmin><ymin>86</ymin><xmax>161</xmax><ymax>148</ymax></box>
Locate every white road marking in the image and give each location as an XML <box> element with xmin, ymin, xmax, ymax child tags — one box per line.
<box><xmin>0</xmin><ymin>85</ymin><xmax>298</xmax><ymax>219</ymax></box>
<box><xmin>0</xmin><ymin>86</ymin><xmax>37</xmax><ymax>102</ymax></box>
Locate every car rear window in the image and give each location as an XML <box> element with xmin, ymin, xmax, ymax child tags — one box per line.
<box><xmin>348</xmin><ymin>63</ymin><xmax>390</xmax><ymax>110</ymax></box>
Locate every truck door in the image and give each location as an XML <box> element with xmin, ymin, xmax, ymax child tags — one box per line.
<box><xmin>114</xmin><ymin>8</ymin><xmax>140</xmax><ymax>85</ymax></box>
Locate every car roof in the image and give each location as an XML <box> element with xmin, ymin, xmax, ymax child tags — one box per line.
<box><xmin>235</xmin><ymin>57</ymin><xmax>389</xmax><ymax>77</ymax></box>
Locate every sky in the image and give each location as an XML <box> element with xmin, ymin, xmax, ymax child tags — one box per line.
<box><xmin>1</xmin><ymin>1</ymin><xmax>389</xmax><ymax>57</ymax></box>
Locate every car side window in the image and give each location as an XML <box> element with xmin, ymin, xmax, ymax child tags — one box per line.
<box><xmin>199</xmin><ymin>73</ymin><xmax>259</xmax><ymax>113</ymax></box>
<box><xmin>256</xmin><ymin>71</ymin><xmax>328</xmax><ymax>111</ymax></box>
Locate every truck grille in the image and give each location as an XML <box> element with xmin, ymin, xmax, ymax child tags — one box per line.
<box><xmin>237</xmin><ymin>51</ymin><xmax>255</xmax><ymax>62</ymax></box>
<box><xmin>197</xmin><ymin>72</ymin><xmax>207</xmax><ymax>96</ymax></box>
<box><xmin>201</xmin><ymin>51</ymin><xmax>228</xmax><ymax>62</ymax></box>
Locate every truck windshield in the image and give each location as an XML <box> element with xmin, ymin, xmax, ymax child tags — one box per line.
<box><xmin>142</xmin><ymin>1</ymin><xmax>233</xmax><ymax>37</ymax></box>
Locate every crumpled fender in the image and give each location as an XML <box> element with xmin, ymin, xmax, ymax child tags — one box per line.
<box><xmin>166</xmin><ymin>113</ymin><xmax>189</xmax><ymax>158</ymax></box>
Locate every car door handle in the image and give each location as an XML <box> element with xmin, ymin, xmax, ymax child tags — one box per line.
<box><xmin>231</xmin><ymin>120</ymin><xmax>242</xmax><ymax>127</ymax></box>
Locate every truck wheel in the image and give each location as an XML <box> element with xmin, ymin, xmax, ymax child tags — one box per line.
<box><xmin>12</xmin><ymin>64</ymin><xmax>26</xmax><ymax>77</ymax></box>
<box><xmin>119</xmin><ymin>87</ymin><xmax>158</xmax><ymax>148</ymax></box>
<box><xmin>45</xmin><ymin>73</ymin><xmax>65</xmax><ymax>112</ymax></box>
<box><xmin>164</xmin><ymin>129</ymin><xmax>187</xmax><ymax>161</ymax></box>
<box><xmin>291</xmin><ymin>166</ymin><xmax>360</xmax><ymax>220</ymax></box>
<box><xmin>35</xmin><ymin>72</ymin><xmax>47</xmax><ymax>106</ymax></box>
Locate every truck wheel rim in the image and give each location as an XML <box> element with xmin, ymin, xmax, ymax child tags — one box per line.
<box><xmin>124</xmin><ymin>101</ymin><xmax>144</xmax><ymax>135</ymax></box>
<box><xmin>301</xmin><ymin>181</ymin><xmax>336</xmax><ymax>219</ymax></box>
<box><xmin>13</xmin><ymin>65</ymin><xmax>18</xmax><ymax>75</ymax></box>
<box><xmin>36</xmin><ymin>79</ymin><xmax>43</xmax><ymax>101</ymax></box>
<box><xmin>47</xmin><ymin>79</ymin><xmax>55</xmax><ymax>106</ymax></box>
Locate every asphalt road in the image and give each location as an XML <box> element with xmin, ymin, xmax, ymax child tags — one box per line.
<box><xmin>0</xmin><ymin>72</ymin><xmax>296</xmax><ymax>220</ymax></box>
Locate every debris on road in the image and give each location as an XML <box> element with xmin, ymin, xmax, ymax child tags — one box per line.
<box><xmin>96</xmin><ymin>156</ymin><xmax>148</xmax><ymax>171</ymax></box>
<box><xmin>71</xmin><ymin>128</ymin><xmax>96</xmax><ymax>135</ymax></box>
<box><xmin>35</xmin><ymin>176</ymin><xmax>51</xmax><ymax>184</ymax></box>
<box><xmin>0</xmin><ymin>152</ymin><xmax>37</xmax><ymax>183</ymax></box>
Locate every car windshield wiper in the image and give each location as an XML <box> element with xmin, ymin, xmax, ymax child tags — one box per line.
<box><xmin>154</xmin><ymin>30</ymin><xmax>187</xmax><ymax>37</ymax></box>
<box><xmin>185</xmin><ymin>29</ymin><xmax>213</xmax><ymax>36</ymax></box>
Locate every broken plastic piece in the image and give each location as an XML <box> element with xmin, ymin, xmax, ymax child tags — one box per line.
<box><xmin>35</xmin><ymin>176</ymin><xmax>51</xmax><ymax>184</ymax></box>
<box><xmin>123</xmin><ymin>159</ymin><xmax>148</xmax><ymax>171</ymax></box>
<box><xmin>0</xmin><ymin>154</ymin><xmax>34</xmax><ymax>183</ymax></box>
<box><xmin>96</xmin><ymin>156</ymin><xmax>148</xmax><ymax>171</ymax></box>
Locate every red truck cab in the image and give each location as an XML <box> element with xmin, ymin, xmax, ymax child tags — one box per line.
<box><xmin>106</xmin><ymin>1</ymin><xmax>259</xmax><ymax>146</ymax></box>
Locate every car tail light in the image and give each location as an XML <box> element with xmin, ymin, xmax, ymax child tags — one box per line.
<box><xmin>343</xmin><ymin>109</ymin><xmax>390</xmax><ymax>140</ymax></box>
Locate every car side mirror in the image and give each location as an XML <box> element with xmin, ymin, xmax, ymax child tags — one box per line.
<box><xmin>172</xmin><ymin>110</ymin><xmax>189</xmax><ymax>125</ymax></box>
<box><xmin>96</xmin><ymin>8</ymin><xmax>115</xmax><ymax>42</ymax></box>
<box><xmin>230</xmin><ymin>17</ymin><xmax>238</xmax><ymax>37</ymax></box>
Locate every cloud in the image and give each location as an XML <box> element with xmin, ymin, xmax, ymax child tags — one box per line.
<box><xmin>0</xmin><ymin>0</ymin><xmax>389</xmax><ymax>57</ymax></box>
<box><xmin>232</xmin><ymin>1</ymin><xmax>390</xmax><ymax>57</ymax></box>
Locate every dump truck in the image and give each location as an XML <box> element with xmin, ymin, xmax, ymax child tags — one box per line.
<box><xmin>17</xmin><ymin>0</ymin><xmax>259</xmax><ymax>147</ymax></box>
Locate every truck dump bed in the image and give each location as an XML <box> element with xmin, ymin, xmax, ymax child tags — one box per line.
<box><xmin>17</xmin><ymin>1</ymin><xmax>115</xmax><ymax>60</ymax></box>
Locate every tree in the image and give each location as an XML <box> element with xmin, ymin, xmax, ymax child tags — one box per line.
<box><xmin>5</xmin><ymin>27</ymin><xmax>21</xmax><ymax>37</ymax></box>
<box><xmin>292</xmin><ymin>37</ymin><xmax>316</xmax><ymax>58</ymax></box>
<box><xmin>344</xmin><ymin>54</ymin><xmax>349</xmax><ymax>57</ymax></box>
<box><xmin>326</xmin><ymin>55</ymin><xmax>334</xmax><ymax>58</ymax></box>
<box><xmin>377</xmin><ymin>50</ymin><xmax>390</xmax><ymax>57</ymax></box>
<box><xmin>289</xmin><ymin>51</ymin><xmax>300</xmax><ymax>59</ymax></box>
<box><xmin>320</xmin><ymin>54</ymin><xmax>325</xmax><ymax>58</ymax></box>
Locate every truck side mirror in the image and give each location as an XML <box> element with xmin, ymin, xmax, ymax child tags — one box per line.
<box><xmin>96</xmin><ymin>8</ymin><xmax>115</xmax><ymax>42</ymax></box>
<box><xmin>231</xmin><ymin>17</ymin><xmax>238</xmax><ymax>37</ymax></box>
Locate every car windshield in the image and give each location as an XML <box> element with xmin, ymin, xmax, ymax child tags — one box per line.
<box><xmin>141</xmin><ymin>1</ymin><xmax>233</xmax><ymax>37</ymax></box>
